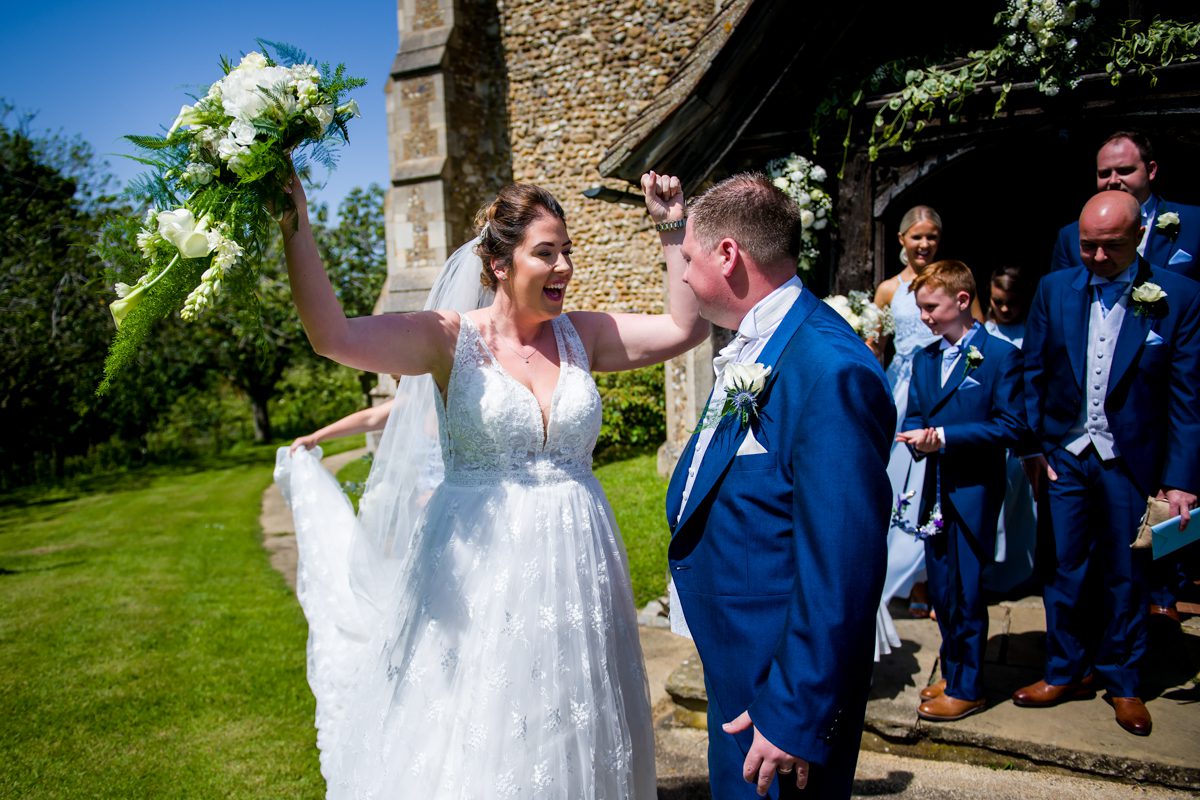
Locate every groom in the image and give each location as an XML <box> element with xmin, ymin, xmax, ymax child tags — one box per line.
<box><xmin>663</xmin><ymin>173</ymin><xmax>894</xmax><ymax>798</ymax></box>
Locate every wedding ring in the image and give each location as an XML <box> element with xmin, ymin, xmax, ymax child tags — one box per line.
<box><xmin>778</xmin><ymin>765</ymin><xmax>794</xmax><ymax>774</ymax></box>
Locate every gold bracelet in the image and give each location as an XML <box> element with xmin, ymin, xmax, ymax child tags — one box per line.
<box><xmin>654</xmin><ymin>218</ymin><xmax>686</xmax><ymax>233</ymax></box>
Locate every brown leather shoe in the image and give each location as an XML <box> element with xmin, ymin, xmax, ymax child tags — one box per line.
<box><xmin>1149</xmin><ymin>604</ymin><xmax>1182</xmax><ymax>624</ymax></box>
<box><xmin>918</xmin><ymin>693</ymin><xmax>986</xmax><ymax>722</ymax></box>
<box><xmin>1104</xmin><ymin>694</ymin><xmax>1152</xmax><ymax>736</ymax></box>
<box><xmin>1011</xmin><ymin>674</ymin><xmax>1096</xmax><ymax>707</ymax></box>
<box><xmin>920</xmin><ymin>678</ymin><xmax>947</xmax><ymax>701</ymax></box>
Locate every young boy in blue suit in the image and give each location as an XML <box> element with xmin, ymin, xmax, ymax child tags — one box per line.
<box><xmin>896</xmin><ymin>260</ymin><xmax>1029</xmax><ymax>721</ymax></box>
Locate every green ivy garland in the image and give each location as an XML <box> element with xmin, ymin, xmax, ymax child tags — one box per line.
<box><xmin>813</xmin><ymin>2</ymin><xmax>1200</xmax><ymax>176</ymax></box>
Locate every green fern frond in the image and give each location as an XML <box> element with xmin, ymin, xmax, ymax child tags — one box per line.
<box><xmin>258</xmin><ymin>39</ymin><xmax>312</xmax><ymax>68</ymax></box>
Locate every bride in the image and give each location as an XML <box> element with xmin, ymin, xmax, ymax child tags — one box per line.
<box><xmin>273</xmin><ymin>172</ymin><xmax>705</xmax><ymax>798</ymax></box>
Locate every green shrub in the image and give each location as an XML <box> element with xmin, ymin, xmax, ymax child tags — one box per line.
<box><xmin>144</xmin><ymin>382</ymin><xmax>255</xmax><ymax>460</ymax></box>
<box><xmin>593</xmin><ymin>364</ymin><xmax>666</xmax><ymax>462</ymax></box>
<box><xmin>270</xmin><ymin>361</ymin><xmax>366</xmax><ymax>440</ymax></box>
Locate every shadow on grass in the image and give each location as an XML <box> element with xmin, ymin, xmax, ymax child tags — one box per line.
<box><xmin>0</xmin><ymin>443</ymin><xmax>284</xmax><ymax>510</ymax></box>
<box><xmin>0</xmin><ymin>560</ymin><xmax>86</xmax><ymax>576</ymax></box>
<box><xmin>594</xmin><ymin>443</ymin><xmax>660</xmax><ymax>468</ymax></box>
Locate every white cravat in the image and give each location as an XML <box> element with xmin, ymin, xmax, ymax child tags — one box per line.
<box><xmin>712</xmin><ymin>332</ymin><xmax>753</xmax><ymax>378</ymax></box>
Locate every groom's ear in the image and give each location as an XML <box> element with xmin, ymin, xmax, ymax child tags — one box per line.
<box><xmin>717</xmin><ymin>238</ymin><xmax>740</xmax><ymax>277</ymax></box>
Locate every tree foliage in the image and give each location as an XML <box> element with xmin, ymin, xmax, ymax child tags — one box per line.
<box><xmin>0</xmin><ymin>101</ymin><xmax>387</xmax><ymax>483</ymax></box>
<box><xmin>313</xmin><ymin>184</ymin><xmax>388</xmax><ymax>406</ymax></box>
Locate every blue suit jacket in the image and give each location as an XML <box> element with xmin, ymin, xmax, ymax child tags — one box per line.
<box><xmin>1023</xmin><ymin>259</ymin><xmax>1200</xmax><ymax>496</ymax></box>
<box><xmin>666</xmin><ymin>290</ymin><xmax>894</xmax><ymax>777</ymax></box>
<box><xmin>902</xmin><ymin>326</ymin><xmax>1028</xmax><ymax>550</ymax></box>
<box><xmin>1051</xmin><ymin>198</ymin><xmax>1200</xmax><ymax>281</ymax></box>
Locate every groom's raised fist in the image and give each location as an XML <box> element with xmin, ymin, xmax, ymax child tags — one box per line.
<box><xmin>641</xmin><ymin>171</ymin><xmax>685</xmax><ymax>225</ymax></box>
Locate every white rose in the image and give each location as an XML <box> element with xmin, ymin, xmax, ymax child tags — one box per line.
<box><xmin>826</xmin><ymin>298</ymin><xmax>857</xmax><ymax>325</ymax></box>
<box><xmin>182</xmin><ymin>161</ymin><xmax>216</xmax><ymax>186</ymax></box>
<box><xmin>772</xmin><ymin>176</ymin><xmax>790</xmax><ymax>191</ymax></box>
<box><xmin>229</xmin><ymin>117</ymin><xmax>258</xmax><ymax>145</ymax></box>
<box><xmin>1132</xmin><ymin>282</ymin><xmax>1166</xmax><ymax>304</ymax></box>
<box><xmin>238</xmin><ymin>52</ymin><xmax>269</xmax><ymax>71</ymax></box>
<box><xmin>1156</xmin><ymin>211</ymin><xmax>1181</xmax><ymax>230</ymax></box>
<box><xmin>795</xmin><ymin>191</ymin><xmax>811</xmax><ymax>207</ymax></box>
<box><xmin>218</xmin><ymin>64</ymin><xmax>292</xmax><ymax>121</ymax></box>
<box><xmin>725</xmin><ymin>362</ymin><xmax>771</xmax><ymax>394</ymax></box>
<box><xmin>813</xmin><ymin>218</ymin><xmax>828</xmax><ymax>231</ymax></box>
<box><xmin>810</xmin><ymin>165</ymin><xmax>827</xmax><ymax>182</ymax></box>
<box><xmin>789</xmin><ymin>170</ymin><xmax>804</xmax><ymax>183</ymax></box>
<box><xmin>800</xmin><ymin>209</ymin><xmax>815</xmax><ymax>229</ymax></box>
<box><xmin>217</xmin><ymin>135</ymin><xmax>248</xmax><ymax>163</ymax></box>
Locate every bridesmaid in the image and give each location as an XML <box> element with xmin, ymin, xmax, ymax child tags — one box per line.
<box><xmin>982</xmin><ymin>265</ymin><xmax>1038</xmax><ymax>595</ymax></box>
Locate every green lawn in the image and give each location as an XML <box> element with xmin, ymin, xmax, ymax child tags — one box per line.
<box><xmin>593</xmin><ymin>451</ymin><xmax>671</xmax><ymax>608</ymax></box>
<box><xmin>0</xmin><ymin>451</ymin><xmax>323</xmax><ymax>799</ymax></box>
<box><xmin>0</xmin><ymin>447</ymin><xmax>668</xmax><ymax>797</ymax></box>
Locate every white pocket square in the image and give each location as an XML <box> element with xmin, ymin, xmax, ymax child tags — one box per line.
<box><xmin>1169</xmin><ymin>249</ymin><xmax>1193</xmax><ymax>266</ymax></box>
<box><xmin>961</xmin><ymin>375</ymin><xmax>981</xmax><ymax>389</ymax></box>
<box><xmin>1145</xmin><ymin>329</ymin><xmax>1164</xmax><ymax>345</ymax></box>
<box><xmin>736</xmin><ymin>427</ymin><xmax>768</xmax><ymax>456</ymax></box>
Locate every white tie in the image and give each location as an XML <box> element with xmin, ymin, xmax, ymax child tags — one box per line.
<box><xmin>713</xmin><ymin>333</ymin><xmax>752</xmax><ymax>378</ymax></box>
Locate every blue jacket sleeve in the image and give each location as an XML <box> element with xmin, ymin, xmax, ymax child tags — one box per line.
<box><xmin>1022</xmin><ymin>282</ymin><xmax>1050</xmax><ymax>444</ymax></box>
<box><xmin>1161</xmin><ymin>285</ymin><xmax>1200</xmax><ymax>494</ymax></box>
<box><xmin>747</xmin><ymin>359</ymin><xmax>893</xmax><ymax>766</ymax></box>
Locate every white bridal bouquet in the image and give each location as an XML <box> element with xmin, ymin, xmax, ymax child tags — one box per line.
<box><xmin>97</xmin><ymin>41</ymin><xmax>364</xmax><ymax>392</ymax></box>
<box><xmin>824</xmin><ymin>290</ymin><xmax>894</xmax><ymax>342</ymax></box>
<box><xmin>764</xmin><ymin>153</ymin><xmax>833</xmax><ymax>279</ymax></box>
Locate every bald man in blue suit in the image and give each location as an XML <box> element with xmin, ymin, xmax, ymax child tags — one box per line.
<box><xmin>1019</xmin><ymin>191</ymin><xmax>1200</xmax><ymax>736</ymax></box>
<box><xmin>664</xmin><ymin>173</ymin><xmax>893</xmax><ymax>799</ymax></box>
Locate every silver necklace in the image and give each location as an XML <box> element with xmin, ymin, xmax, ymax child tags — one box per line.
<box><xmin>506</xmin><ymin>340</ymin><xmax>538</xmax><ymax>364</ymax></box>
<box><xmin>491</xmin><ymin>318</ymin><xmax>540</xmax><ymax>365</ymax></box>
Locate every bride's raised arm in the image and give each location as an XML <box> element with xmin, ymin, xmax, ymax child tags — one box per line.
<box><xmin>572</xmin><ymin>171</ymin><xmax>708</xmax><ymax>372</ymax></box>
<box><xmin>279</xmin><ymin>175</ymin><xmax>457</xmax><ymax>384</ymax></box>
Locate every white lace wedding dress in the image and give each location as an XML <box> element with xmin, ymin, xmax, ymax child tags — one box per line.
<box><xmin>276</xmin><ymin>313</ymin><xmax>656</xmax><ymax>799</ymax></box>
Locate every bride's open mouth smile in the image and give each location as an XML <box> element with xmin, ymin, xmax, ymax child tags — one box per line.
<box><xmin>544</xmin><ymin>281</ymin><xmax>568</xmax><ymax>302</ymax></box>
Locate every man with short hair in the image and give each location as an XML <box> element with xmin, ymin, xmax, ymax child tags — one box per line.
<box><xmin>1019</xmin><ymin>191</ymin><xmax>1200</xmax><ymax>736</ymax></box>
<box><xmin>662</xmin><ymin>172</ymin><xmax>894</xmax><ymax>798</ymax></box>
<box><xmin>1051</xmin><ymin>130</ymin><xmax>1200</xmax><ymax>281</ymax></box>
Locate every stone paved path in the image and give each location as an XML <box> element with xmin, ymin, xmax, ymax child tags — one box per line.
<box><xmin>259</xmin><ymin>454</ymin><xmax>1198</xmax><ymax>796</ymax></box>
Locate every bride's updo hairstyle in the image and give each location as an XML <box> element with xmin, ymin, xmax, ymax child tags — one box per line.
<box><xmin>474</xmin><ymin>184</ymin><xmax>567</xmax><ymax>290</ymax></box>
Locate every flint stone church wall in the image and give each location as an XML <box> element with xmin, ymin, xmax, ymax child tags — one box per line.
<box><xmin>382</xmin><ymin>0</ymin><xmax>718</xmax><ymax>461</ymax></box>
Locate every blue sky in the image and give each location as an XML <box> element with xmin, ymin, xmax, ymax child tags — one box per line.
<box><xmin>0</xmin><ymin>0</ymin><xmax>397</xmax><ymax>212</ymax></box>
